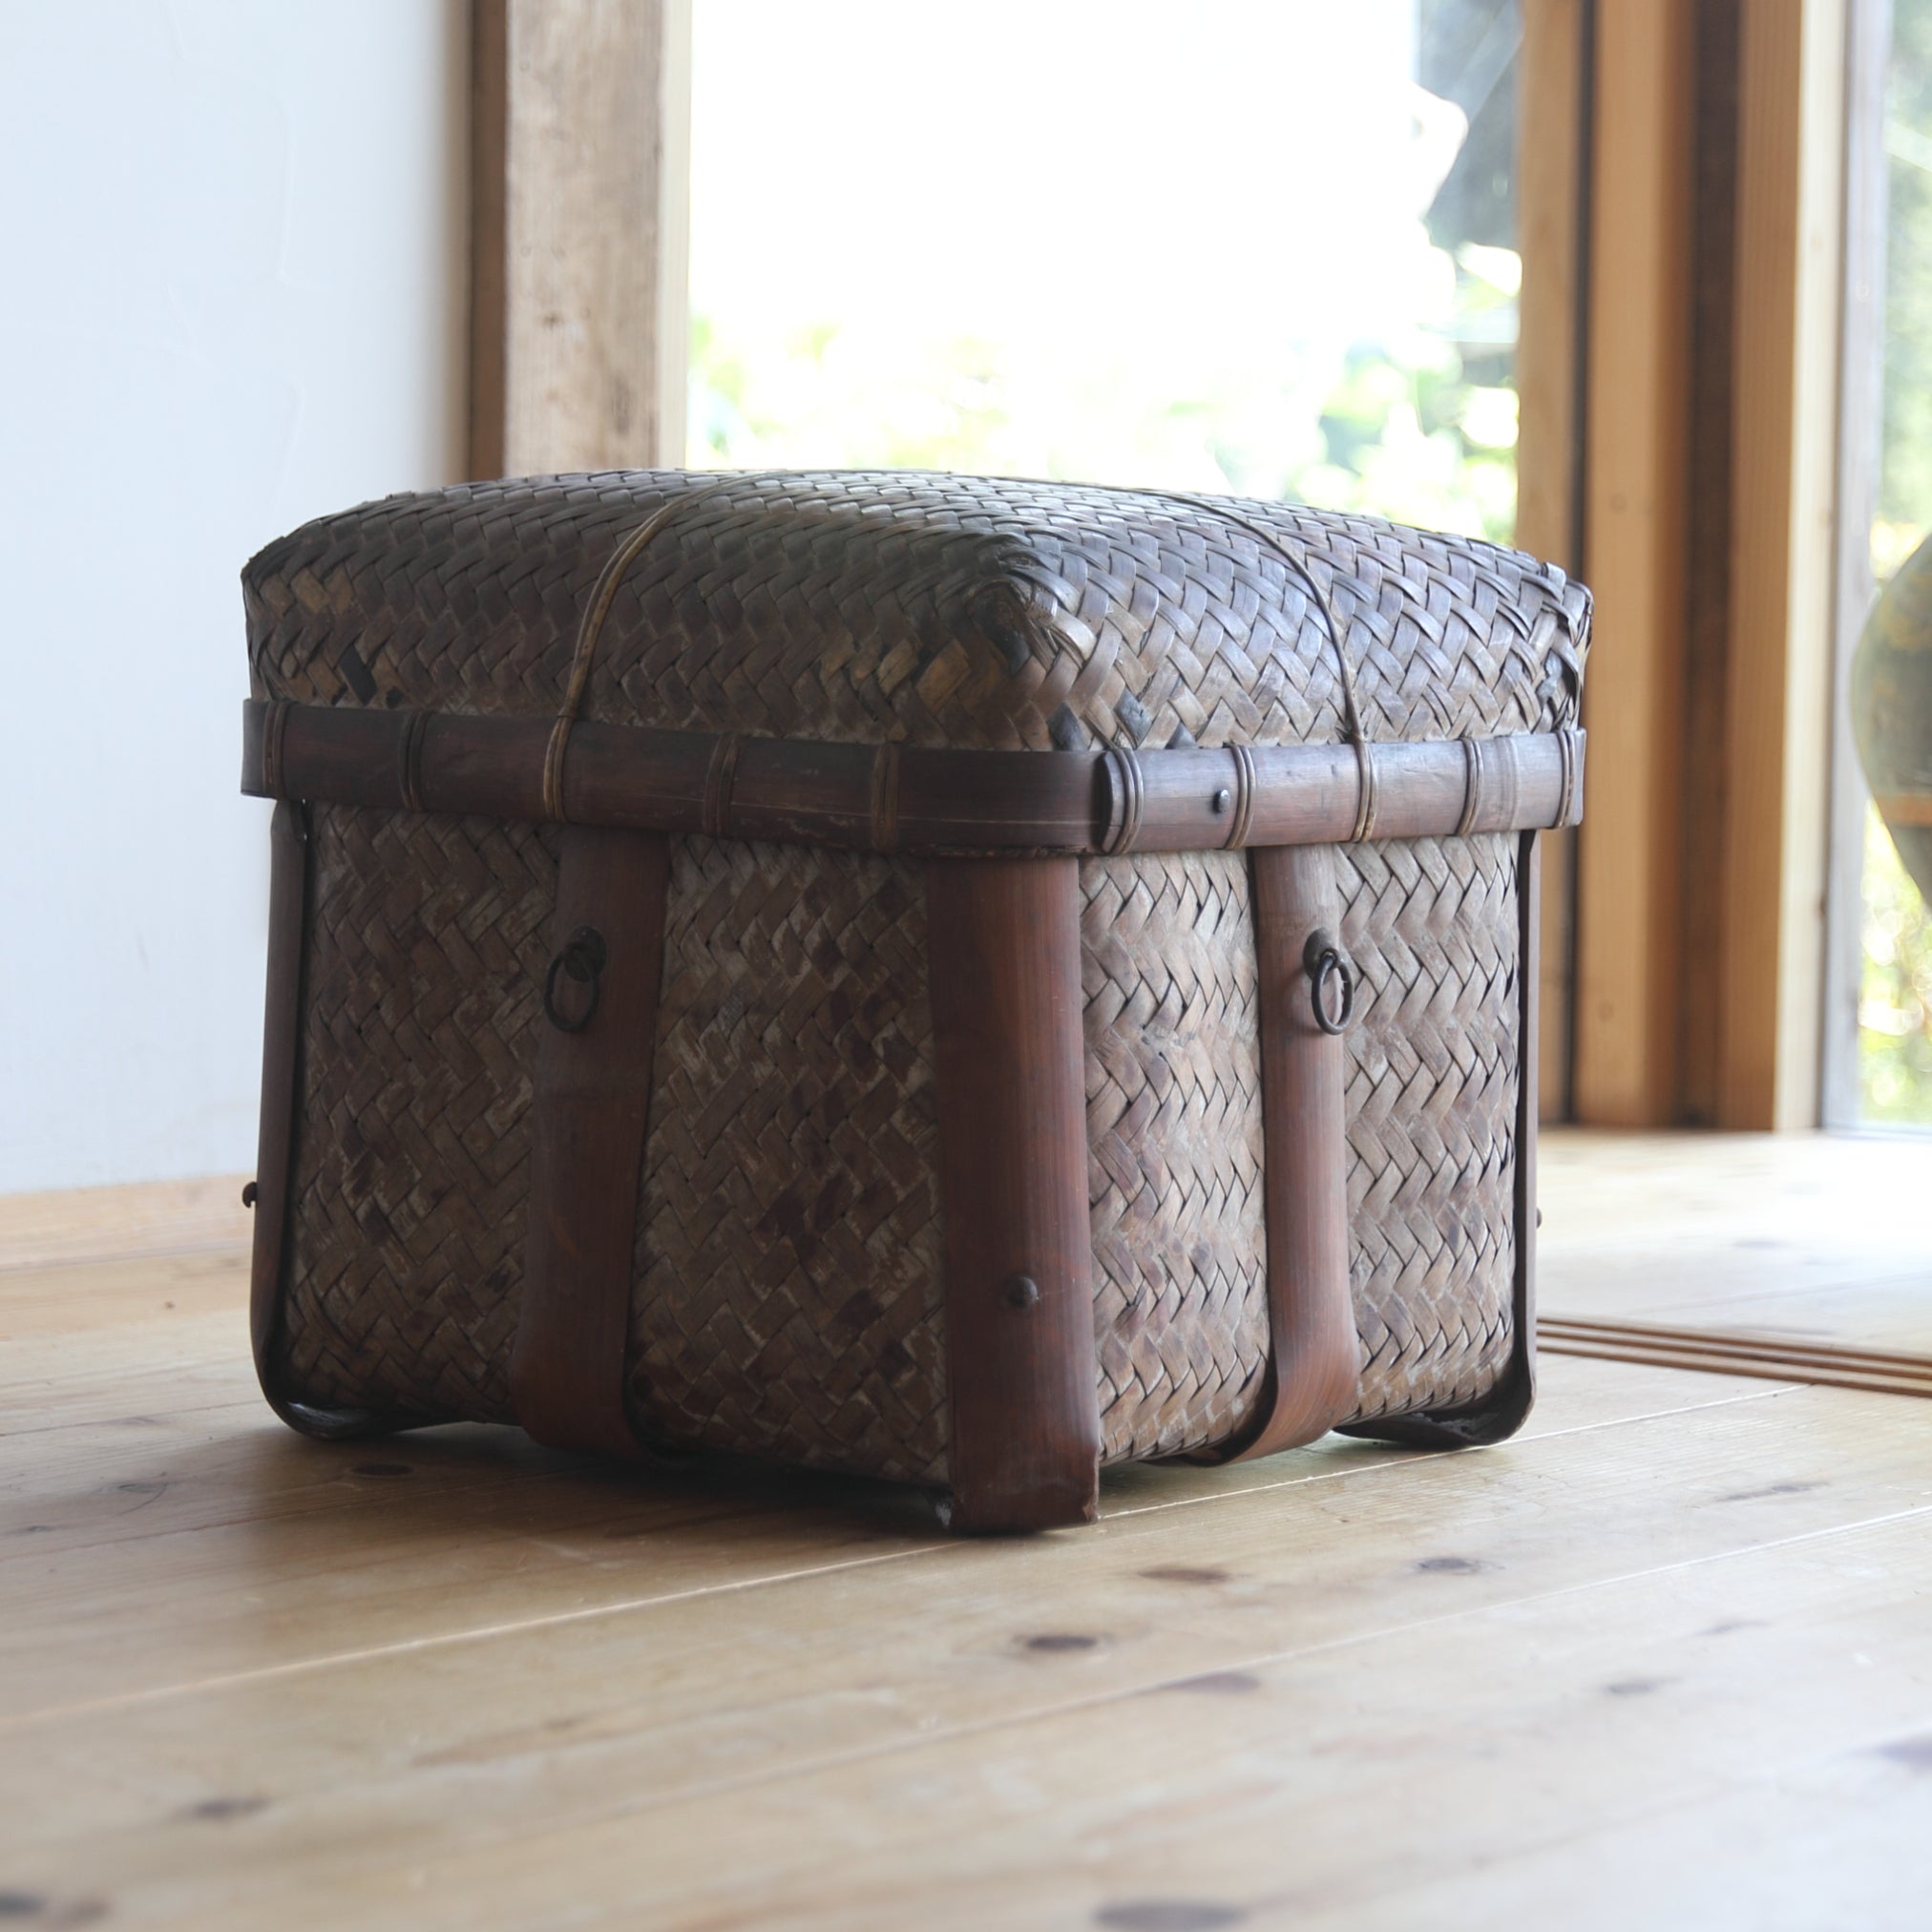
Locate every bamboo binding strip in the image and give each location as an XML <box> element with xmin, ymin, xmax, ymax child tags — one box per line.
<box><xmin>242</xmin><ymin>698</ymin><xmax>1584</xmax><ymax>857</ymax></box>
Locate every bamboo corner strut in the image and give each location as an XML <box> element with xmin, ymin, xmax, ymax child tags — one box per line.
<box><xmin>240</xmin><ymin>470</ymin><xmax>1589</xmax><ymax>1530</ymax></box>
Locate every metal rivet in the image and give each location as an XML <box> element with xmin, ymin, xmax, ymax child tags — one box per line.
<box><xmin>1211</xmin><ymin>788</ymin><xmax>1231</xmax><ymax>814</ymax></box>
<box><xmin>1003</xmin><ymin>1273</ymin><xmax>1040</xmax><ymax>1310</ymax></box>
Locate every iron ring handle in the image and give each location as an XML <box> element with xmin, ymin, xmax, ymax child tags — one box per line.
<box><xmin>543</xmin><ymin>925</ymin><xmax>608</xmax><ymax>1034</ymax></box>
<box><xmin>1303</xmin><ymin>928</ymin><xmax>1355</xmax><ymax>1037</ymax></box>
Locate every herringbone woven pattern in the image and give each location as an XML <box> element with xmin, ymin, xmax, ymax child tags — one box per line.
<box><xmin>627</xmin><ymin>838</ymin><xmax>950</xmax><ymax>1484</ymax></box>
<box><xmin>246</xmin><ymin>472</ymin><xmax>1587</xmax><ymax>754</ymax></box>
<box><xmin>1082</xmin><ymin>851</ymin><xmax>1270</xmax><ymax>1462</ymax></box>
<box><xmin>246</xmin><ymin>470</ymin><xmax>1586</xmax><ymax>1475</ymax></box>
<box><xmin>273</xmin><ymin>820</ymin><xmax>1519</xmax><ymax>1460</ymax></box>
<box><xmin>1338</xmin><ymin>833</ymin><xmax>1522</xmax><ymax>1424</ymax></box>
<box><xmin>274</xmin><ymin>807</ymin><xmax>559</xmax><ymax>1423</ymax></box>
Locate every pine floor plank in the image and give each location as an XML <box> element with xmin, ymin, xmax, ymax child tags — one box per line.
<box><xmin>0</xmin><ymin>1337</ymin><xmax>1782</xmax><ymax>1561</ymax></box>
<box><xmin>0</xmin><ymin>1356</ymin><xmax>1800</xmax><ymax>1716</ymax></box>
<box><xmin>0</xmin><ymin>1134</ymin><xmax>1924</xmax><ymax>1927</ymax></box>
<box><xmin>493</xmin><ymin>1507</ymin><xmax>1921</xmax><ymax>1932</ymax></box>
<box><xmin>0</xmin><ymin>1249</ymin><xmax>255</xmax><ymax>1342</ymax></box>
<box><xmin>1540</xmin><ymin>1129</ymin><xmax>1932</xmax><ymax>1352</ymax></box>
<box><xmin>2</xmin><ymin>1379</ymin><xmax>1922</xmax><ymax>1927</ymax></box>
<box><xmin>0</xmin><ymin>1173</ymin><xmax>249</xmax><ymax>1277</ymax></box>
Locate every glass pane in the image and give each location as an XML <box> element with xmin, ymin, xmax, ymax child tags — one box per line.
<box><xmin>688</xmin><ymin>0</ymin><xmax>1521</xmax><ymax>542</ymax></box>
<box><xmin>1856</xmin><ymin>0</ymin><xmax>1932</xmax><ymax>1124</ymax></box>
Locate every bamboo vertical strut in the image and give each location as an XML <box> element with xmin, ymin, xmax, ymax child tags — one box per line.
<box><xmin>249</xmin><ymin>804</ymin><xmax>393</xmax><ymax>1440</ymax></box>
<box><xmin>513</xmin><ymin>827</ymin><xmax>672</xmax><ymax>1459</ymax></box>
<box><xmin>1511</xmin><ymin>830</ymin><xmax>1544</xmax><ymax>1425</ymax></box>
<box><xmin>248</xmin><ymin>804</ymin><xmax>306</xmax><ymax>1409</ymax></box>
<box><xmin>926</xmin><ymin>858</ymin><xmax>1101</xmax><ymax>1532</ymax></box>
<box><xmin>1228</xmin><ymin>845</ymin><xmax>1361</xmax><ymax>1460</ymax></box>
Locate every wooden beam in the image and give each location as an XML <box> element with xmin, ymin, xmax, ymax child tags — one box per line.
<box><xmin>1516</xmin><ymin>0</ymin><xmax>1590</xmax><ymax>1121</ymax></box>
<box><xmin>1675</xmin><ymin>0</ymin><xmax>1743</xmax><ymax>1128</ymax></box>
<box><xmin>1570</xmin><ymin>0</ymin><xmax>1853</xmax><ymax>1129</ymax></box>
<box><xmin>469</xmin><ymin>0</ymin><xmax>691</xmax><ymax>478</ymax></box>
<box><xmin>1572</xmin><ymin>0</ymin><xmax>1697</xmax><ymax>1124</ymax></box>
<box><xmin>1714</xmin><ymin>0</ymin><xmax>1849</xmax><ymax>1127</ymax></box>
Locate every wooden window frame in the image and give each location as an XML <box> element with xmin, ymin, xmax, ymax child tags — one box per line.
<box><xmin>463</xmin><ymin>0</ymin><xmax>1861</xmax><ymax>1134</ymax></box>
<box><xmin>1542</xmin><ymin>0</ymin><xmax>1852</xmax><ymax>1129</ymax></box>
<box><xmin>1819</xmin><ymin>0</ymin><xmax>1895</xmax><ymax>1127</ymax></box>
<box><xmin>469</xmin><ymin>0</ymin><xmax>692</xmax><ymax>478</ymax></box>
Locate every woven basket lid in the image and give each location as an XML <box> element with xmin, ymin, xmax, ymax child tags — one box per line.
<box><xmin>243</xmin><ymin>469</ymin><xmax>1589</xmax><ymax>755</ymax></box>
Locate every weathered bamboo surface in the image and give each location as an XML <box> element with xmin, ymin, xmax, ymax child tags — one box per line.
<box><xmin>243</xmin><ymin>697</ymin><xmax>1584</xmax><ymax>856</ymax></box>
<box><xmin>241</xmin><ymin>469</ymin><xmax>1592</xmax><ymax>1481</ymax></box>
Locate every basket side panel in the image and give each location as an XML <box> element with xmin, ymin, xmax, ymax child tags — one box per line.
<box><xmin>274</xmin><ymin>808</ymin><xmax>559</xmax><ymax>1423</ymax></box>
<box><xmin>265</xmin><ymin>811</ymin><xmax>1521</xmax><ymax>1464</ymax></box>
<box><xmin>626</xmin><ymin>838</ymin><xmax>951</xmax><ymax>1485</ymax></box>
<box><xmin>1082</xmin><ymin>851</ymin><xmax>1270</xmax><ymax>1462</ymax></box>
<box><xmin>1339</xmin><ymin>833</ymin><xmax>1522</xmax><ymax>1424</ymax></box>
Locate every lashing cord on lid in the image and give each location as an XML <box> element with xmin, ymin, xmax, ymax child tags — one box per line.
<box><xmin>542</xmin><ymin>473</ymin><xmax>747</xmax><ymax>821</ymax></box>
<box><xmin>1148</xmin><ymin>490</ymin><xmax>1377</xmax><ymax>841</ymax></box>
<box><xmin>546</xmin><ymin>475</ymin><xmax>1377</xmax><ymax>837</ymax></box>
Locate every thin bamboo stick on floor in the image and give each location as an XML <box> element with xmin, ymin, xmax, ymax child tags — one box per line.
<box><xmin>1540</xmin><ymin>1316</ymin><xmax>1932</xmax><ymax>1397</ymax></box>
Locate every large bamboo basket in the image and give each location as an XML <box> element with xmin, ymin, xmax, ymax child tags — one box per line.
<box><xmin>240</xmin><ymin>471</ymin><xmax>1589</xmax><ymax>1528</ymax></box>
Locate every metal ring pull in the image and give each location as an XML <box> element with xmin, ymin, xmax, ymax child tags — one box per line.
<box><xmin>542</xmin><ymin>925</ymin><xmax>607</xmax><ymax>1033</ymax></box>
<box><xmin>1302</xmin><ymin>927</ymin><xmax>1355</xmax><ymax>1036</ymax></box>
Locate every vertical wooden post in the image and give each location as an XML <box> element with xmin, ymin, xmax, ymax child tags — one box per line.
<box><xmin>470</xmin><ymin>0</ymin><xmax>692</xmax><ymax>477</ymax></box>
<box><xmin>1674</xmin><ymin>0</ymin><xmax>1744</xmax><ymax>1127</ymax></box>
<box><xmin>926</xmin><ymin>858</ymin><xmax>1101</xmax><ymax>1532</ymax></box>
<box><xmin>1516</xmin><ymin>0</ymin><xmax>1590</xmax><ymax>1124</ymax></box>
<box><xmin>1820</xmin><ymin>0</ymin><xmax>1891</xmax><ymax>1126</ymax></box>
<box><xmin>512</xmin><ymin>827</ymin><xmax>671</xmax><ymax>1459</ymax></box>
<box><xmin>1572</xmin><ymin>0</ymin><xmax>1697</xmax><ymax>1125</ymax></box>
<box><xmin>1565</xmin><ymin>0</ymin><xmax>1852</xmax><ymax>1130</ymax></box>
<box><xmin>1227</xmin><ymin>845</ymin><xmax>1360</xmax><ymax>1460</ymax></box>
<box><xmin>1715</xmin><ymin>0</ymin><xmax>1848</xmax><ymax>1127</ymax></box>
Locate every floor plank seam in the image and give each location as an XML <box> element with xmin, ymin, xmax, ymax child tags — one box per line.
<box><xmin>9</xmin><ymin>1409</ymin><xmax>1910</xmax><ymax>1748</ymax></box>
<box><xmin>6</xmin><ymin>1365</ymin><xmax>1758</xmax><ymax>1558</ymax></box>
<box><xmin>272</xmin><ymin>1501</ymin><xmax>1932</xmax><ymax>1880</ymax></box>
<box><xmin>0</xmin><ymin>1544</ymin><xmax>959</xmax><ymax>1733</ymax></box>
<box><xmin>1101</xmin><ymin>1378</ymin><xmax>1800</xmax><ymax>1522</ymax></box>
<box><xmin>0</xmin><ymin>1240</ymin><xmax>253</xmax><ymax>1280</ymax></box>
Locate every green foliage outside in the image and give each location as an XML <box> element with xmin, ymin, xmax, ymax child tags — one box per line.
<box><xmin>687</xmin><ymin>0</ymin><xmax>1932</xmax><ymax>1124</ymax></box>
<box><xmin>688</xmin><ymin>3</ymin><xmax>1523</xmax><ymax>537</ymax></box>
<box><xmin>1860</xmin><ymin>806</ymin><xmax>1932</xmax><ymax>1121</ymax></box>
<box><xmin>1880</xmin><ymin>0</ymin><xmax>1932</xmax><ymax>545</ymax></box>
<box><xmin>688</xmin><ymin>245</ymin><xmax>1522</xmax><ymax>549</ymax></box>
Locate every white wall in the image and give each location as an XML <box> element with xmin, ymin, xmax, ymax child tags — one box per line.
<box><xmin>0</xmin><ymin>0</ymin><xmax>468</xmax><ymax>1194</ymax></box>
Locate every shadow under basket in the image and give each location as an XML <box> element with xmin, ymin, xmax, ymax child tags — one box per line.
<box><xmin>240</xmin><ymin>468</ymin><xmax>1589</xmax><ymax>1531</ymax></box>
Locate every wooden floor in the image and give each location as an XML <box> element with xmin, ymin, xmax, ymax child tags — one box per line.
<box><xmin>3</xmin><ymin>1131</ymin><xmax>1929</xmax><ymax>1929</ymax></box>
